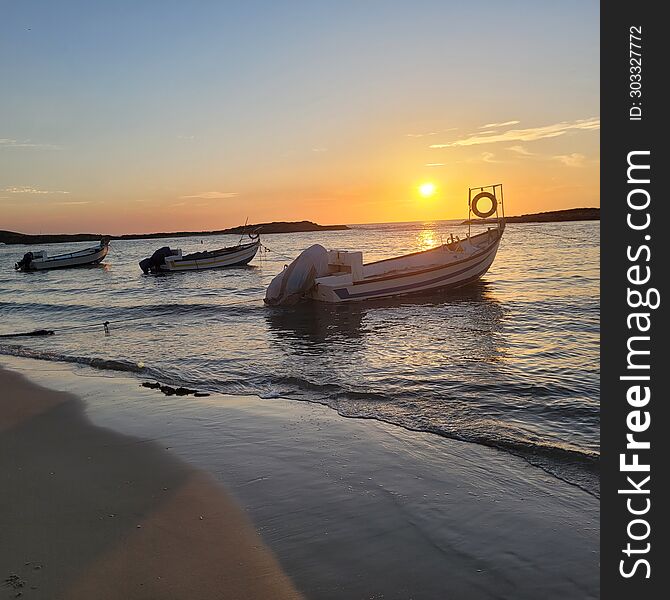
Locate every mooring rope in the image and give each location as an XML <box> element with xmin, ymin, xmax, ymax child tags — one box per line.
<box><xmin>259</xmin><ymin>243</ymin><xmax>295</xmax><ymax>265</ymax></box>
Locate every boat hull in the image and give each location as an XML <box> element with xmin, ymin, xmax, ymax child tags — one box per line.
<box><xmin>309</xmin><ymin>232</ymin><xmax>502</xmax><ymax>303</ymax></box>
<box><xmin>160</xmin><ymin>241</ymin><xmax>259</xmax><ymax>272</ymax></box>
<box><xmin>21</xmin><ymin>244</ymin><xmax>109</xmax><ymax>271</ymax></box>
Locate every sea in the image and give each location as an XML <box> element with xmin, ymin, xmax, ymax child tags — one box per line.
<box><xmin>0</xmin><ymin>220</ymin><xmax>600</xmax><ymax>495</ymax></box>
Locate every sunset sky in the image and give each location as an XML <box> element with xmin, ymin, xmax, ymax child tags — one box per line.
<box><xmin>1</xmin><ymin>1</ymin><xmax>599</xmax><ymax>235</ymax></box>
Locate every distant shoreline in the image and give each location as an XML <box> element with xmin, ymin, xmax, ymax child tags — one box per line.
<box><xmin>0</xmin><ymin>220</ymin><xmax>349</xmax><ymax>246</ymax></box>
<box><xmin>462</xmin><ymin>207</ymin><xmax>599</xmax><ymax>225</ymax></box>
<box><xmin>0</xmin><ymin>209</ymin><xmax>599</xmax><ymax>246</ymax></box>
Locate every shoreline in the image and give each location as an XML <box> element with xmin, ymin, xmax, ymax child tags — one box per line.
<box><xmin>0</xmin><ymin>344</ymin><xmax>599</xmax><ymax>498</ymax></box>
<box><xmin>1</xmin><ymin>212</ymin><xmax>599</xmax><ymax>245</ymax></box>
<box><xmin>462</xmin><ymin>207</ymin><xmax>600</xmax><ymax>225</ymax></box>
<box><xmin>0</xmin><ymin>221</ymin><xmax>349</xmax><ymax>246</ymax></box>
<box><xmin>1</xmin><ymin>356</ymin><xmax>599</xmax><ymax>599</ymax></box>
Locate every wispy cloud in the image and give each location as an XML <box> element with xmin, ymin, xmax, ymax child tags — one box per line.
<box><xmin>179</xmin><ymin>191</ymin><xmax>239</xmax><ymax>200</ymax></box>
<box><xmin>1</xmin><ymin>138</ymin><xmax>60</xmax><ymax>150</ymax></box>
<box><xmin>479</xmin><ymin>120</ymin><xmax>520</xmax><ymax>129</ymax></box>
<box><xmin>406</xmin><ymin>127</ymin><xmax>457</xmax><ymax>138</ymax></box>
<box><xmin>54</xmin><ymin>201</ymin><xmax>91</xmax><ymax>205</ymax></box>
<box><xmin>425</xmin><ymin>163</ymin><xmax>445</xmax><ymax>167</ymax></box>
<box><xmin>554</xmin><ymin>153</ymin><xmax>587</xmax><ymax>167</ymax></box>
<box><xmin>481</xmin><ymin>152</ymin><xmax>500</xmax><ymax>163</ymax></box>
<box><xmin>544</xmin><ymin>183</ymin><xmax>585</xmax><ymax>193</ymax></box>
<box><xmin>430</xmin><ymin>117</ymin><xmax>600</xmax><ymax>148</ymax></box>
<box><xmin>311</xmin><ymin>147</ymin><xmax>328</xmax><ymax>152</ymax></box>
<box><xmin>507</xmin><ymin>145</ymin><xmax>535</xmax><ymax>156</ymax></box>
<box><xmin>2</xmin><ymin>186</ymin><xmax>70</xmax><ymax>194</ymax></box>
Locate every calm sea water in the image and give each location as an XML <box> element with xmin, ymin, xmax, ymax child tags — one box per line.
<box><xmin>0</xmin><ymin>221</ymin><xmax>599</xmax><ymax>493</ymax></box>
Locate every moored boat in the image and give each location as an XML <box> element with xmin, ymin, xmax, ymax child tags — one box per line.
<box><xmin>265</xmin><ymin>184</ymin><xmax>505</xmax><ymax>305</ymax></box>
<box><xmin>139</xmin><ymin>234</ymin><xmax>260</xmax><ymax>273</ymax></box>
<box><xmin>14</xmin><ymin>237</ymin><xmax>111</xmax><ymax>271</ymax></box>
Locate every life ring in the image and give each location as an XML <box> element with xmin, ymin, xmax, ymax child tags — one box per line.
<box><xmin>471</xmin><ymin>192</ymin><xmax>498</xmax><ymax>219</ymax></box>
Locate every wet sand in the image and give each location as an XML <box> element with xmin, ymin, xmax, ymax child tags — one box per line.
<box><xmin>0</xmin><ymin>367</ymin><xmax>301</xmax><ymax>600</ymax></box>
<box><xmin>1</xmin><ymin>359</ymin><xmax>599</xmax><ymax>599</ymax></box>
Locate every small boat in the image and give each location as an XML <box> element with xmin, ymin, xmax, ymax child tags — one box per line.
<box><xmin>139</xmin><ymin>234</ymin><xmax>260</xmax><ymax>273</ymax></box>
<box><xmin>14</xmin><ymin>237</ymin><xmax>111</xmax><ymax>271</ymax></box>
<box><xmin>265</xmin><ymin>184</ymin><xmax>506</xmax><ymax>305</ymax></box>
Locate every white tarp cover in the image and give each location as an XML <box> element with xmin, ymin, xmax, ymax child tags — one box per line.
<box><xmin>264</xmin><ymin>244</ymin><xmax>329</xmax><ymax>306</ymax></box>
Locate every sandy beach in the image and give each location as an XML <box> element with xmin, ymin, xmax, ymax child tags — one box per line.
<box><xmin>1</xmin><ymin>366</ymin><xmax>301</xmax><ymax>600</ymax></box>
<box><xmin>1</xmin><ymin>357</ymin><xmax>599</xmax><ymax>599</ymax></box>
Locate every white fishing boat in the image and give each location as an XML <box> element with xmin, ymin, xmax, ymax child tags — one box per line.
<box><xmin>265</xmin><ymin>184</ymin><xmax>505</xmax><ymax>305</ymax></box>
<box><xmin>14</xmin><ymin>237</ymin><xmax>110</xmax><ymax>271</ymax></box>
<box><xmin>139</xmin><ymin>235</ymin><xmax>260</xmax><ymax>273</ymax></box>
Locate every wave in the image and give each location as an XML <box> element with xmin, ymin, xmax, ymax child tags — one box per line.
<box><xmin>0</xmin><ymin>344</ymin><xmax>598</xmax><ymax>496</ymax></box>
<box><xmin>0</xmin><ymin>300</ymin><xmax>265</xmax><ymax>336</ymax></box>
<box><xmin>0</xmin><ymin>344</ymin><xmax>153</xmax><ymax>376</ymax></box>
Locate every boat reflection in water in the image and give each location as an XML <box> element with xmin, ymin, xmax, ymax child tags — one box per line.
<box><xmin>264</xmin><ymin>280</ymin><xmax>506</xmax><ymax>364</ymax></box>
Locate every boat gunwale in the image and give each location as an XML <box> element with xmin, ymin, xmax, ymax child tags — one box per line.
<box><xmin>347</xmin><ymin>228</ymin><xmax>502</xmax><ymax>287</ymax></box>
<box><xmin>330</xmin><ymin>255</ymin><xmax>497</xmax><ymax>301</ymax></box>
<box><xmin>363</xmin><ymin>226</ymin><xmax>501</xmax><ymax>267</ymax></box>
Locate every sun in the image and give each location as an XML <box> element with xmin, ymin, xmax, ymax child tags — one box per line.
<box><xmin>418</xmin><ymin>182</ymin><xmax>436</xmax><ymax>198</ymax></box>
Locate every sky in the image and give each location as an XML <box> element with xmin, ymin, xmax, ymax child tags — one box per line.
<box><xmin>1</xmin><ymin>0</ymin><xmax>599</xmax><ymax>235</ymax></box>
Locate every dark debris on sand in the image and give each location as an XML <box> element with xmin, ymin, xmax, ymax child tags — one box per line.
<box><xmin>141</xmin><ymin>382</ymin><xmax>210</xmax><ymax>397</ymax></box>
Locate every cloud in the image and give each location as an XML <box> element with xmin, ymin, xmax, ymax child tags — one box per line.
<box><xmin>429</xmin><ymin>117</ymin><xmax>600</xmax><ymax>148</ymax></box>
<box><xmin>54</xmin><ymin>201</ymin><xmax>91</xmax><ymax>205</ymax></box>
<box><xmin>544</xmin><ymin>183</ymin><xmax>585</xmax><ymax>193</ymax></box>
<box><xmin>481</xmin><ymin>152</ymin><xmax>499</xmax><ymax>163</ymax></box>
<box><xmin>406</xmin><ymin>127</ymin><xmax>457</xmax><ymax>138</ymax></box>
<box><xmin>425</xmin><ymin>163</ymin><xmax>445</xmax><ymax>167</ymax></box>
<box><xmin>507</xmin><ymin>145</ymin><xmax>535</xmax><ymax>156</ymax></box>
<box><xmin>554</xmin><ymin>153</ymin><xmax>587</xmax><ymax>167</ymax></box>
<box><xmin>406</xmin><ymin>132</ymin><xmax>438</xmax><ymax>138</ymax></box>
<box><xmin>179</xmin><ymin>191</ymin><xmax>239</xmax><ymax>199</ymax></box>
<box><xmin>0</xmin><ymin>138</ymin><xmax>60</xmax><ymax>150</ymax></box>
<box><xmin>311</xmin><ymin>147</ymin><xmax>328</xmax><ymax>152</ymax></box>
<box><xmin>2</xmin><ymin>186</ymin><xmax>69</xmax><ymax>194</ymax></box>
<box><xmin>479</xmin><ymin>120</ymin><xmax>520</xmax><ymax>129</ymax></box>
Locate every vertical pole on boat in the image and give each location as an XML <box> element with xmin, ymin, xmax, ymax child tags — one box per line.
<box><xmin>467</xmin><ymin>187</ymin><xmax>472</xmax><ymax>238</ymax></box>
<box><xmin>498</xmin><ymin>183</ymin><xmax>505</xmax><ymax>239</ymax></box>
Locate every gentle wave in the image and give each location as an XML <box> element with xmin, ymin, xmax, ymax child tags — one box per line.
<box><xmin>0</xmin><ymin>342</ymin><xmax>599</xmax><ymax>496</ymax></box>
<box><xmin>0</xmin><ymin>344</ymin><xmax>151</xmax><ymax>375</ymax></box>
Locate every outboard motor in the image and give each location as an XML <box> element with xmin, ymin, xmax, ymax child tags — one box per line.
<box><xmin>15</xmin><ymin>252</ymin><xmax>34</xmax><ymax>271</ymax></box>
<box><xmin>139</xmin><ymin>247</ymin><xmax>174</xmax><ymax>274</ymax></box>
<box><xmin>264</xmin><ymin>244</ymin><xmax>329</xmax><ymax>306</ymax></box>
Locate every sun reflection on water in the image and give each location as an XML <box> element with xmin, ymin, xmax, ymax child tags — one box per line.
<box><xmin>415</xmin><ymin>227</ymin><xmax>440</xmax><ymax>251</ymax></box>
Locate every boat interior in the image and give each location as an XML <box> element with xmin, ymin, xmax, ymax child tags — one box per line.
<box><xmin>174</xmin><ymin>240</ymin><xmax>259</xmax><ymax>261</ymax></box>
<box><xmin>37</xmin><ymin>244</ymin><xmax>105</xmax><ymax>263</ymax></box>
<box><xmin>315</xmin><ymin>225</ymin><xmax>503</xmax><ymax>287</ymax></box>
